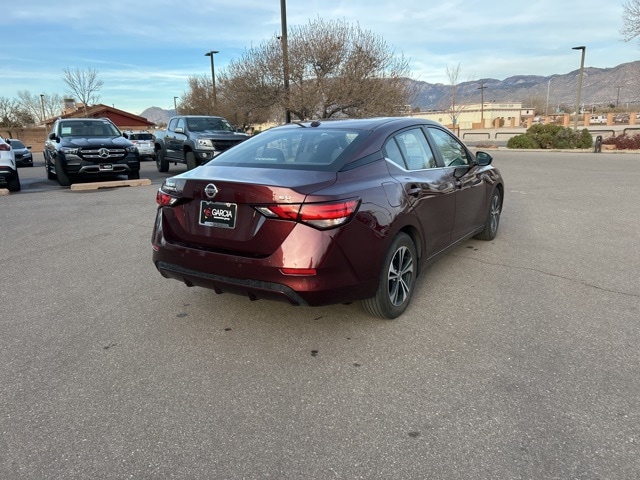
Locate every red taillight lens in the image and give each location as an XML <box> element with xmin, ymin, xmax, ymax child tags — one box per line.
<box><xmin>255</xmin><ymin>198</ymin><xmax>360</xmax><ymax>230</ymax></box>
<box><xmin>0</xmin><ymin>144</ymin><xmax>10</xmax><ymax>151</ymax></box>
<box><xmin>156</xmin><ymin>190</ymin><xmax>178</xmax><ymax>206</ymax></box>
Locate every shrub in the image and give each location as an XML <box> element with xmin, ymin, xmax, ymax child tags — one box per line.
<box><xmin>507</xmin><ymin>125</ymin><xmax>593</xmax><ymax>149</ymax></box>
<box><xmin>507</xmin><ymin>134</ymin><xmax>539</xmax><ymax>149</ymax></box>
<box><xmin>604</xmin><ymin>133</ymin><xmax>640</xmax><ymax>149</ymax></box>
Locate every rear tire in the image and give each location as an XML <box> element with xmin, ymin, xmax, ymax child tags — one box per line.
<box><xmin>7</xmin><ymin>170</ymin><xmax>20</xmax><ymax>192</ymax></box>
<box><xmin>474</xmin><ymin>189</ymin><xmax>502</xmax><ymax>241</ymax></box>
<box><xmin>362</xmin><ymin>232</ymin><xmax>417</xmax><ymax>319</ymax></box>
<box><xmin>55</xmin><ymin>156</ymin><xmax>71</xmax><ymax>187</ymax></box>
<box><xmin>156</xmin><ymin>149</ymin><xmax>169</xmax><ymax>173</ymax></box>
<box><xmin>186</xmin><ymin>151</ymin><xmax>197</xmax><ymax>170</ymax></box>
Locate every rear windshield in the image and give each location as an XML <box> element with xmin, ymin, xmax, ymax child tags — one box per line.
<box><xmin>208</xmin><ymin>127</ymin><xmax>369</xmax><ymax>171</ymax></box>
<box><xmin>129</xmin><ymin>133</ymin><xmax>153</xmax><ymax>140</ymax></box>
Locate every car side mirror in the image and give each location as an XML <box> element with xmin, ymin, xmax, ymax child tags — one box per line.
<box><xmin>122</xmin><ymin>132</ymin><xmax>129</xmax><ymax>139</ymax></box>
<box><xmin>174</xmin><ymin>127</ymin><xmax>184</xmax><ymax>134</ymax></box>
<box><xmin>475</xmin><ymin>151</ymin><xmax>493</xmax><ymax>166</ymax></box>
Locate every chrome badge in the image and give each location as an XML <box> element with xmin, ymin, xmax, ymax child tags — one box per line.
<box><xmin>98</xmin><ymin>148</ymin><xmax>110</xmax><ymax>158</ymax></box>
<box><xmin>204</xmin><ymin>183</ymin><xmax>219</xmax><ymax>199</ymax></box>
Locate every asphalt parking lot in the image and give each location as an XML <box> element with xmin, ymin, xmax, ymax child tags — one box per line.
<box><xmin>1</xmin><ymin>151</ymin><xmax>639</xmax><ymax>479</ymax></box>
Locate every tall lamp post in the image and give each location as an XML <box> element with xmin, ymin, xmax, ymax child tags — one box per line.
<box><xmin>40</xmin><ymin>94</ymin><xmax>46</xmax><ymax>126</ymax></box>
<box><xmin>572</xmin><ymin>46</ymin><xmax>586</xmax><ymax>130</ymax></box>
<box><xmin>204</xmin><ymin>50</ymin><xmax>219</xmax><ymax>110</ymax></box>
<box><xmin>545</xmin><ymin>77</ymin><xmax>553</xmax><ymax>116</ymax></box>
<box><xmin>478</xmin><ymin>82</ymin><xmax>487</xmax><ymax>127</ymax></box>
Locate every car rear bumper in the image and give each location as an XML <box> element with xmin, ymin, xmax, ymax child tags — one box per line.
<box><xmin>151</xmin><ymin>213</ymin><xmax>381</xmax><ymax>306</ymax></box>
<box><xmin>155</xmin><ymin>260</ymin><xmax>310</xmax><ymax>306</ymax></box>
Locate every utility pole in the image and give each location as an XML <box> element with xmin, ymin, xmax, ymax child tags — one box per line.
<box><xmin>280</xmin><ymin>0</ymin><xmax>291</xmax><ymax>123</ymax></box>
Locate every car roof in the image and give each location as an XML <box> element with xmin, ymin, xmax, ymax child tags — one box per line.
<box><xmin>275</xmin><ymin>117</ymin><xmax>442</xmax><ymax>131</ymax></box>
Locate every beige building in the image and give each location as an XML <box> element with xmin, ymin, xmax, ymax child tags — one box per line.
<box><xmin>411</xmin><ymin>102</ymin><xmax>525</xmax><ymax>129</ymax></box>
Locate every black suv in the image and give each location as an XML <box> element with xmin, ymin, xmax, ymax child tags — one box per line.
<box><xmin>44</xmin><ymin>118</ymin><xmax>140</xmax><ymax>186</ymax></box>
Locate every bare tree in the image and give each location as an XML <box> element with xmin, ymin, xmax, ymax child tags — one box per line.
<box><xmin>62</xmin><ymin>68</ymin><xmax>104</xmax><ymax>113</ymax></box>
<box><xmin>621</xmin><ymin>0</ymin><xmax>640</xmax><ymax>43</ymax></box>
<box><xmin>0</xmin><ymin>96</ymin><xmax>31</xmax><ymax>137</ymax></box>
<box><xmin>444</xmin><ymin>63</ymin><xmax>467</xmax><ymax>127</ymax></box>
<box><xmin>17</xmin><ymin>91</ymin><xmax>65</xmax><ymax>124</ymax></box>
<box><xmin>184</xmin><ymin>17</ymin><xmax>414</xmax><ymax>125</ymax></box>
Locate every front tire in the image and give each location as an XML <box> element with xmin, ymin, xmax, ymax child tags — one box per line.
<box><xmin>362</xmin><ymin>232</ymin><xmax>417</xmax><ymax>319</ymax></box>
<box><xmin>474</xmin><ymin>189</ymin><xmax>502</xmax><ymax>241</ymax></box>
<box><xmin>156</xmin><ymin>149</ymin><xmax>169</xmax><ymax>173</ymax></box>
<box><xmin>185</xmin><ymin>151</ymin><xmax>197</xmax><ymax>170</ymax></box>
<box><xmin>128</xmin><ymin>170</ymin><xmax>140</xmax><ymax>180</ymax></box>
<box><xmin>55</xmin><ymin>156</ymin><xmax>71</xmax><ymax>187</ymax></box>
<box><xmin>45</xmin><ymin>158</ymin><xmax>56</xmax><ymax>180</ymax></box>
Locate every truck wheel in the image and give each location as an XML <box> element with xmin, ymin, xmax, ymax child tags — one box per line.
<box><xmin>55</xmin><ymin>156</ymin><xmax>71</xmax><ymax>187</ymax></box>
<box><xmin>156</xmin><ymin>149</ymin><xmax>169</xmax><ymax>173</ymax></box>
<box><xmin>186</xmin><ymin>151</ymin><xmax>197</xmax><ymax>170</ymax></box>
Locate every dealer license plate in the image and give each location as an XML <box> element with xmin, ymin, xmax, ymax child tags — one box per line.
<box><xmin>199</xmin><ymin>201</ymin><xmax>237</xmax><ymax>229</ymax></box>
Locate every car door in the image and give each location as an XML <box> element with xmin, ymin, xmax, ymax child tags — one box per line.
<box><xmin>426</xmin><ymin>126</ymin><xmax>487</xmax><ymax>241</ymax></box>
<box><xmin>166</xmin><ymin>117</ymin><xmax>185</xmax><ymax>161</ymax></box>
<box><xmin>384</xmin><ymin>127</ymin><xmax>456</xmax><ymax>258</ymax></box>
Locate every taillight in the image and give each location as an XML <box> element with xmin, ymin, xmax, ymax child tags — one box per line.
<box><xmin>0</xmin><ymin>143</ymin><xmax>9</xmax><ymax>151</ymax></box>
<box><xmin>254</xmin><ymin>198</ymin><xmax>360</xmax><ymax>230</ymax></box>
<box><xmin>156</xmin><ymin>190</ymin><xmax>179</xmax><ymax>206</ymax></box>
<box><xmin>156</xmin><ymin>177</ymin><xmax>186</xmax><ymax>206</ymax></box>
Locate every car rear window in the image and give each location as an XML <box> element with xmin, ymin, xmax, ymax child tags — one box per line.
<box><xmin>209</xmin><ymin>127</ymin><xmax>369</xmax><ymax>171</ymax></box>
<box><xmin>130</xmin><ymin>133</ymin><xmax>153</xmax><ymax>140</ymax></box>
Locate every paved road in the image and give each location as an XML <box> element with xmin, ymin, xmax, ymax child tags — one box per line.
<box><xmin>1</xmin><ymin>151</ymin><xmax>639</xmax><ymax>479</ymax></box>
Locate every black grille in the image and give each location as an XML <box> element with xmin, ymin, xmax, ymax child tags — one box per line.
<box><xmin>80</xmin><ymin>148</ymin><xmax>126</xmax><ymax>161</ymax></box>
<box><xmin>212</xmin><ymin>140</ymin><xmax>244</xmax><ymax>152</ymax></box>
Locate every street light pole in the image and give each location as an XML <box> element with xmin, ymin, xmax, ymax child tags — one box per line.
<box><xmin>40</xmin><ymin>94</ymin><xmax>46</xmax><ymax>126</ymax></box>
<box><xmin>572</xmin><ymin>46</ymin><xmax>586</xmax><ymax>130</ymax></box>
<box><xmin>478</xmin><ymin>82</ymin><xmax>486</xmax><ymax>127</ymax></box>
<box><xmin>204</xmin><ymin>50</ymin><xmax>219</xmax><ymax>111</ymax></box>
<box><xmin>173</xmin><ymin>96</ymin><xmax>179</xmax><ymax>115</ymax></box>
<box><xmin>546</xmin><ymin>77</ymin><xmax>552</xmax><ymax>116</ymax></box>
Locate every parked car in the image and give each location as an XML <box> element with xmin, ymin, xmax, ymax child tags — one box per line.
<box><xmin>151</xmin><ymin>117</ymin><xmax>504</xmax><ymax>319</ymax></box>
<box><xmin>7</xmin><ymin>138</ymin><xmax>33</xmax><ymax>167</ymax></box>
<box><xmin>44</xmin><ymin>118</ymin><xmax>140</xmax><ymax>186</ymax></box>
<box><xmin>614</xmin><ymin>113</ymin><xmax>630</xmax><ymax>124</ymax></box>
<box><xmin>0</xmin><ymin>137</ymin><xmax>20</xmax><ymax>191</ymax></box>
<box><xmin>127</xmin><ymin>131</ymin><xmax>156</xmax><ymax>160</ymax></box>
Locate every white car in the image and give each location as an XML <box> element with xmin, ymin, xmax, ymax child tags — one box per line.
<box><xmin>0</xmin><ymin>137</ymin><xmax>20</xmax><ymax>192</ymax></box>
<box><xmin>127</xmin><ymin>131</ymin><xmax>156</xmax><ymax>160</ymax></box>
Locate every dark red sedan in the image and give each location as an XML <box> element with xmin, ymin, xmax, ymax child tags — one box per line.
<box><xmin>152</xmin><ymin>117</ymin><xmax>504</xmax><ymax>319</ymax></box>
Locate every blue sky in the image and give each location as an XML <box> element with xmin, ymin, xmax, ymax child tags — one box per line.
<box><xmin>2</xmin><ymin>0</ymin><xmax>638</xmax><ymax>115</ymax></box>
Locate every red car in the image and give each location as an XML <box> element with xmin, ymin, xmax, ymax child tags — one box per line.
<box><xmin>152</xmin><ymin>117</ymin><xmax>504</xmax><ymax>319</ymax></box>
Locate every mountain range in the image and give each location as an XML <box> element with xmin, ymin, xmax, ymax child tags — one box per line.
<box><xmin>140</xmin><ymin>61</ymin><xmax>640</xmax><ymax>123</ymax></box>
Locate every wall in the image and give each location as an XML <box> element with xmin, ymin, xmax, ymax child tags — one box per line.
<box><xmin>2</xmin><ymin>127</ymin><xmax>48</xmax><ymax>152</ymax></box>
